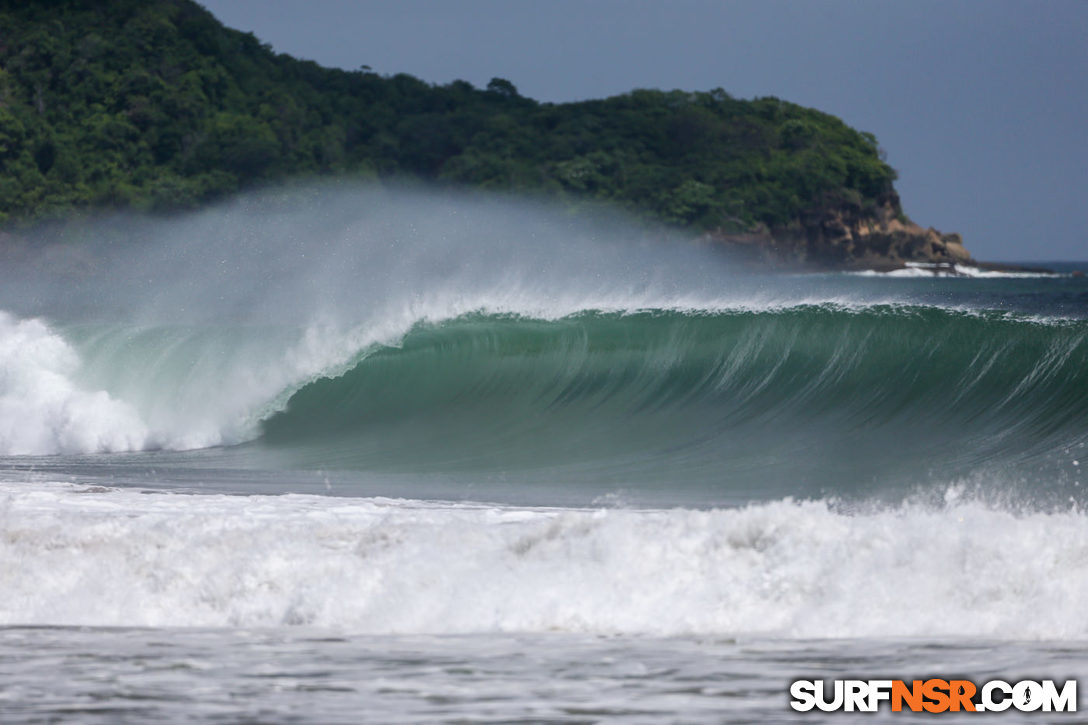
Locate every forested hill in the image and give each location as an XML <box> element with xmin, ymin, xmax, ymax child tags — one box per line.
<box><xmin>0</xmin><ymin>0</ymin><xmax>930</xmax><ymax>263</ymax></box>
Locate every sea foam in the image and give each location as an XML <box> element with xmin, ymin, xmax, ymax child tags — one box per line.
<box><xmin>2</xmin><ymin>481</ymin><xmax>1085</xmax><ymax>639</ymax></box>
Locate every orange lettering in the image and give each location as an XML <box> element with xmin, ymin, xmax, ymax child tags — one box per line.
<box><xmin>948</xmin><ymin>680</ymin><xmax>977</xmax><ymax>712</ymax></box>
<box><xmin>892</xmin><ymin>680</ymin><xmax>924</xmax><ymax>712</ymax></box>
<box><xmin>922</xmin><ymin>679</ymin><xmax>950</xmax><ymax>713</ymax></box>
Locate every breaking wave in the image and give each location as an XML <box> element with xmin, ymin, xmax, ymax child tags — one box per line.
<box><xmin>1</xmin><ymin>481</ymin><xmax>1085</xmax><ymax>637</ymax></box>
<box><xmin>1</xmin><ymin>303</ymin><xmax>1084</xmax><ymax>495</ymax></box>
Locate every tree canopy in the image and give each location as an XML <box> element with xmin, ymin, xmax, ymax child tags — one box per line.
<box><xmin>0</xmin><ymin>0</ymin><xmax>900</xmax><ymax>231</ymax></box>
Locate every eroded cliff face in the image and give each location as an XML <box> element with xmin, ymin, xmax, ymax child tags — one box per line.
<box><xmin>709</xmin><ymin>192</ymin><xmax>973</xmax><ymax>270</ymax></box>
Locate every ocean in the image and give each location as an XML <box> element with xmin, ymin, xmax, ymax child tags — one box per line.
<box><xmin>1</xmin><ymin>187</ymin><xmax>1085</xmax><ymax>722</ymax></box>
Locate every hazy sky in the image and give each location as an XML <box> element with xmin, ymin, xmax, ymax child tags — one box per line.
<box><xmin>199</xmin><ymin>0</ymin><xmax>1087</xmax><ymax>261</ymax></box>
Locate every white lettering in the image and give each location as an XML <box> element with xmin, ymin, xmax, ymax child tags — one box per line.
<box><xmin>1014</xmin><ymin>680</ymin><xmax>1043</xmax><ymax>712</ymax></box>
<box><xmin>981</xmin><ymin>680</ymin><xmax>1012</xmax><ymax>712</ymax></box>
<box><xmin>867</xmin><ymin>680</ymin><xmax>893</xmax><ymax>711</ymax></box>
<box><xmin>814</xmin><ymin>680</ymin><xmax>844</xmax><ymax>712</ymax></box>
<box><xmin>1041</xmin><ymin>680</ymin><xmax>1077</xmax><ymax>712</ymax></box>
<box><xmin>789</xmin><ymin>680</ymin><xmax>816</xmax><ymax>712</ymax></box>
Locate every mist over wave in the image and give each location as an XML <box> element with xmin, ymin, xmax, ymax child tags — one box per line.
<box><xmin>0</xmin><ymin>184</ymin><xmax>876</xmax><ymax>457</ymax></box>
<box><xmin>0</xmin><ymin>184</ymin><xmax>736</xmax><ymax>454</ymax></box>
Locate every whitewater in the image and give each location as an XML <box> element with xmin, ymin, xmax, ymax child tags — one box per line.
<box><xmin>1</xmin><ymin>186</ymin><xmax>1086</xmax><ymax>722</ymax></box>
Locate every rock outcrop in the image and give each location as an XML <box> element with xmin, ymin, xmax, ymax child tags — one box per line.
<box><xmin>707</xmin><ymin>192</ymin><xmax>974</xmax><ymax>271</ymax></box>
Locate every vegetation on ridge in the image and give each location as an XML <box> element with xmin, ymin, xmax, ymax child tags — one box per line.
<box><xmin>0</xmin><ymin>0</ymin><xmax>899</xmax><ymax>232</ymax></box>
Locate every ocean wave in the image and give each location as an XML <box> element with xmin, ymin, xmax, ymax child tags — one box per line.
<box><xmin>2</xmin><ymin>481</ymin><xmax>1085</xmax><ymax>638</ymax></box>
<box><xmin>259</xmin><ymin>305</ymin><xmax>1088</xmax><ymax>479</ymax></box>
<box><xmin>0</xmin><ymin>304</ymin><xmax>1085</xmax><ymax>492</ymax></box>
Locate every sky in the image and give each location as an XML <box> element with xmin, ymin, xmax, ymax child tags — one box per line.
<box><xmin>198</xmin><ymin>0</ymin><xmax>1088</xmax><ymax>262</ymax></box>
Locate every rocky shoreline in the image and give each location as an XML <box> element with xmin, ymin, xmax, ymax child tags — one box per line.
<box><xmin>705</xmin><ymin>192</ymin><xmax>1055</xmax><ymax>275</ymax></box>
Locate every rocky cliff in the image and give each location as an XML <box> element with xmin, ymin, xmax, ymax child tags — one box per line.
<box><xmin>708</xmin><ymin>192</ymin><xmax>974</xmax><ymax>271</ymax></box>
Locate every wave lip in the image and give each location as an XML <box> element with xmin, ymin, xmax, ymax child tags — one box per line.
<box><xmin>2</xmin><ymin>482</ymin><xmax>1087</xmax><ymax>638</ymax></box>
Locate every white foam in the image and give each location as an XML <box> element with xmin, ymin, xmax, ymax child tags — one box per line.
<box><xmin>2</xmin><ymin>481</ymin><xmax>1086</xmax><ymax>638</ymax></box>
<box><xmin>851</xmin><ymin>263</ymin><xmax>1057</xmax><ymax>279</ymax></box>
<box><xmin>0</xmin><ymin>314</ymin><xmax>147</xmax><ymax>454</ymax></box>
<box><xmin>851</xmin><ymin>266</ymin><xmax>942</xmax><ymax>278</ymax></box>
<box><xmin>952</xmin><ymin>264</ymin><xmax>1057</xmax><ymax>278</ymax></box>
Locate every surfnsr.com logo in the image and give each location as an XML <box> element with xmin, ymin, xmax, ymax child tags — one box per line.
<box><xmin>790</xmin><ymin>679</ymin><xmax>1077</xmax><ymax>713</ymax></box>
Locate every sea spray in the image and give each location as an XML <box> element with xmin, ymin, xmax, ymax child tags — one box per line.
<box><xmin>0</xmin><ymin>184</ymin><xmax>746</xmax><ymax>454</ymax></box>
